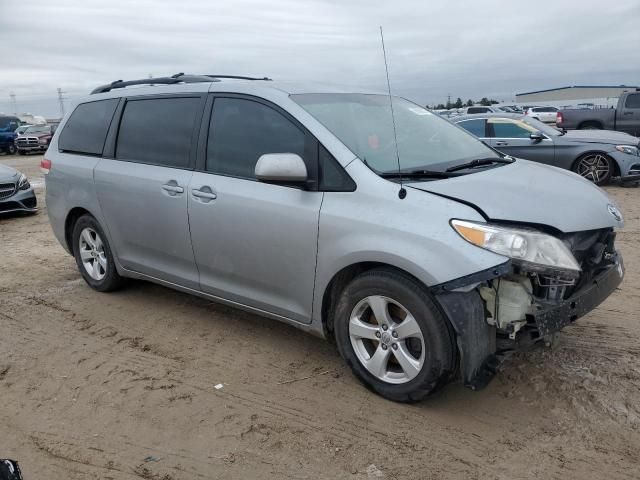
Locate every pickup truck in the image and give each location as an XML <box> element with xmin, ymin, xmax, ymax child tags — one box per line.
<box><xmin>15</xmin><ymin>124</ymin><xmax>57</xmax><ymax>154</ymax></box>
<box><xmin>556</xmin><ymin>90</ymin><xmax>640</xmax><ymax>136</ymax></box>
<box><xmin>0</xmin><ymin>115</ymin><xmax>20</xmax><ymax>155</ymax></box>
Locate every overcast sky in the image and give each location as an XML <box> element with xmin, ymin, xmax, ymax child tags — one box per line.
<box><xmin>1</xmin><ymin>0</ymin><xmax>638</xmax><ymax>117</ymax></box>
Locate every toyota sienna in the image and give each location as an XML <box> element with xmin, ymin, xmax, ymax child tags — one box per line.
<box><xmin>44</xmin><ymin>74</ymin><xmax>625</xmax><ymax>402</ymax></box>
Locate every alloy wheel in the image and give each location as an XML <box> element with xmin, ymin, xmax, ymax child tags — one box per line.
<box><xmin>349</xmin><ymin>295</ymin><xmax>425</xmax><ymax>384</ymax></box>
<box><xmin>78</xmin><ymin>227</ymin><xmax>107</xmax><ymax>281</ymax></box>
<box><xmin>576</xmin><ymin>154</ymin><xmax>610</xmax><ymax>184</ymax></box>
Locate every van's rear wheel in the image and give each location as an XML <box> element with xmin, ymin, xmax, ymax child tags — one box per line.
<box><xmin>334</xmin><ymin>268</ymin><xmax>456</xmax><ymax>402</ymax></box>
<box><xmin>72</xmin><ymin>215</ymin><xmax>124</xmax><ymax>292</ymax></box>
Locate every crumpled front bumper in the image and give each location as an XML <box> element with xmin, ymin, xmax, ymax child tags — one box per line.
<box><xmin>435</xmin><ymin>253</ymin><xmax>624</xmax><ymax>391</ymax></box>
<box><xmin>530</xmin><ymin>254</ymin><xmax>624</xmax><ymax>338</ymax></box>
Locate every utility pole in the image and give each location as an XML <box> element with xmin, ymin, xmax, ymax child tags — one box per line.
<box><xmin>9</xmin><ymin>92</ymin><xmax>17</xmax><ymax>115</ymax></box>
<box><xmin>446</xmin><ymin>93</ymin><xmax>451</xmax><ymax>109</ymax></box>
<box><xmin>57</xmin><ymin>88</ymin><xmax>65</xmax><ymax>118</ymax></box>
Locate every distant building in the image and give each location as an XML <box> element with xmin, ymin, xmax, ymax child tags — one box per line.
<box><xmin>515</xmin><ymin>85</ymin><xmax>638</xmax><ymax>108</ymax></box>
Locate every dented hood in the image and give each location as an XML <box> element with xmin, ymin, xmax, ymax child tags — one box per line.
<box><xmin>407</xmin><ymin>159</ymin><xmax>623</xmax><ymax>233</ymax></box>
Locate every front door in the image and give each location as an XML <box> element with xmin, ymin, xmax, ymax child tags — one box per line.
<box><xmin>487</xmin><ymin>117</ymin><xmax>556</xmax><ymax>166</ymax></box>
<box><xmin>617</xmin><ymin>93</ymin><xmax>640</xmax><ymax>136</ymax></box>
<box><xmin>95</xmin><ymin>95</ymin><xmax>204</xmax><ymax>288</ymax></box>
<box><xmin>188</xmin><ymin>96</ymin><xmax>323</xmax><ymax>323</ymax></box>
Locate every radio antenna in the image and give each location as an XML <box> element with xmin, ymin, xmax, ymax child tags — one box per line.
<box><xmin>379</xmin><ymin>26</ymin><xmax>406</xmax><ymax>199</ymax></box>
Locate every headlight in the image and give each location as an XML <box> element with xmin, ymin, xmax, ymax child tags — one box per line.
<box><xmin>615</xmin><ymin>145</ymin><xmax>639</xmax><ymax>156</ymax></box>
<box><xmin>38</xmin><ymin>137</ymin><xmax>49</xmax><ymax>145</ymax></box>
<box><xmin>451</xmin><ymin>220</ymin><xmax>581</xmax><ymax>275</ymax></box>
<box><xmin>17</xmin><ymin>173</ymin><xmax>30</xmax><ymax>190</ymax></box>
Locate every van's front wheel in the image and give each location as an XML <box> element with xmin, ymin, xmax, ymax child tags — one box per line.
<box><xmin>334</xmin><ymin>268</ymin><xmax>456</xmax><ymax>402</ymax></box>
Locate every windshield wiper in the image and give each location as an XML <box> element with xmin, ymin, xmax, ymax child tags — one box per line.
<box><xmin>380</xmin><ymin>169</ymin><xmax>458</xmax><ymax>179</ymax></box>
<box><xmin>445</xmin><ymin>157</ymin><xmax>514</xmax><ymax>173</ymax></box>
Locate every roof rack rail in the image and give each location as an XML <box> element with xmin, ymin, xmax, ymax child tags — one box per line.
<box><xmin>205</xmin><ymin>75</ymin><xmax>272</xmax><ymax>81</ymax></box>
<box><xmin>90</xmin><ymin>73</ymin><xmax>220</xmax><ymax>94</ymax></box>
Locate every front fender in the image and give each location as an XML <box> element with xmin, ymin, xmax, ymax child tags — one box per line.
<box><xmin>311</xmin><ymin>164</ymin><xmax>507</xmax><ymax>327</ymax></box>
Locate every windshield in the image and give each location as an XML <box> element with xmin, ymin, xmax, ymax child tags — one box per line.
<box><xmin>291</xmin><ymin>93</ymin><xmax>499</xmax><ymax>173</ymax></box>
<box><xmin>0</xmin><ymin>117</ymin><xmax>19</xmax><ymax>132</ymax></box>
<box><xmin>24</xmin><ymin>125</ymin><xmax>50</xmax><ymax>134</ymax></box>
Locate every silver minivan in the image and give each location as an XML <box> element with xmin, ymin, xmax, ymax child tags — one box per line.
<box><xmin>44</xmin><ymin>74</ymin><xmax>625</xmax><ymax>402</ymax></box>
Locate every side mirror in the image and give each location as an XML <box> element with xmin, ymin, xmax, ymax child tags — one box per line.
<box><xmin>530</xmin><ymin>131</ymin><xmax>545</xmax><ymax>142</ymax></box>
<box><xmin>255</xmin><ymin>153</ymin><xmax>308</xmax><ymax>183</ymax></box>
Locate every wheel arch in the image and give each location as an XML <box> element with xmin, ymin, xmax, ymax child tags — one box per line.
<box><xmin>578</xmin><ymin>120</ymin><xmax>603</xmax><ymax>130</ymax></box>
<box><xmin>64</xmin><ymin>206</ymin><xmax>95</xmax><ymax>253</ymax></box>
<box><xmin>320</xmin><ymin>261</ymin><xmax>430</xmax><ymax>341</ymax></box>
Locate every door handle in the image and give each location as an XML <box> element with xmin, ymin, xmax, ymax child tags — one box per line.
<box><xmin>192</xmin><ymin>189</ymin><xmax>217</xmax><ymax>200</ymax></box>
<box><xmin>623</xmin><ymin>111</ymin><xmax>633</xmax><ymax>116</ymax></box>
<box><xmin>494</xmin><ymin>141</ymin><xmax>509</xmax><ymax>146</ymax></box>
<box><xmin>162</xmin><ymin>184</ymin><xmax>184</xmax><ymax>194</ymax></box>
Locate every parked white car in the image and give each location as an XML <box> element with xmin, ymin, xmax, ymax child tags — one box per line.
<box><xmin>459</xmin><ymin>105</ymin><xmax>502</xmax><ymax>114</ymax></box>
<box><xmin>525</xmin><ymin>106</ymin><xmax>559</xmax><ymax>123</ymax></box>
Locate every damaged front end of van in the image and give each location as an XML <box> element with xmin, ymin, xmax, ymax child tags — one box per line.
<box><xmin>432</xmin><ymin>221</ymin><xmax>624</xmax><ymax>390</ymax></box>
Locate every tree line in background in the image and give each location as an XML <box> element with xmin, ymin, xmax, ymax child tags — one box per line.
<box><xmin>427</xmin><ymin>97</ymin><xmax>501</xmax><ymax>110</ymax></box>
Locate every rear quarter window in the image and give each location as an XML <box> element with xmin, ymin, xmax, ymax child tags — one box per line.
<box><xmin>58</xmin><ymin>99</ymin><xmax>119</xmax><ymax>155</ymax></box>
<box><xmin>624</xmin><ymin>94</ymin><xmax>640</xmax><ymax>109</ymax></box>
<box><xmin>467</xmin><ymin>107</ymin><xmax>489</xmax><ymax>114</ymax></box>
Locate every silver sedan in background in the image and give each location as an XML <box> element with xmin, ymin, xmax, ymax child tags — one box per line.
<box><xmin>454</xmin><ymin>113</ymin><xmax>640</xmax><ymax>185</ymax></box>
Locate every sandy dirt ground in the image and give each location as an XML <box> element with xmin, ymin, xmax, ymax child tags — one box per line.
<box><xmin>1</xmin><ymin>153</ymin><xmax>639</xmax><ymax>479</ymax></box>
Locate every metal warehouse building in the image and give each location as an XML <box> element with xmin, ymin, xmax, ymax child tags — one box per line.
<box><xmin>515</xmin><ymin>85</ymin><xmax>638</xmax><ymax>108</ymax></box>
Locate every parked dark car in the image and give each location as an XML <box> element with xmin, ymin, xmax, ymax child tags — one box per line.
<box><xmin>0</xmin><ymin>163</ymin><xmax>37</xmax><ymax>214</ymax></box>
<box><xmin>556</xmin><ymin>90</ymin><xmax>640</xmax><ymax>136</ymax></box>
<box><xmin>454</xmin><ymin>113</ymin><xmax>640</xmax><ymax>185</ymax></box>
<box><xmin>15</xmin><ymin>124</ymin><xmax>57</xmax><ymax>154</ymax></box>
<box><xmin>0</xmin><ymin>116</ymin><xmax>20</xmax><ymax>155</ymax></box>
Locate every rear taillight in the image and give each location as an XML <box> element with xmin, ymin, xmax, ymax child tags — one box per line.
<box><xmin>556</xmin><ymin>112</ymin><xmax>563</xmax><ymax>125</ymax></box>
<box><xmin>41</xmin><ymin>158</ymin><xmax>52</xmax><ymax>175</ymax></box>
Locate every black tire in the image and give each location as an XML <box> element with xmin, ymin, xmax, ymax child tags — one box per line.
<box><xmin>7</xmin><ymin>144</ymin><xmax>16</xmax><ymax>155</ymax></box>
<box><xmin>71</xmin><ymin>214</ymin><xmax>125</xmax><ymax>292</ymax></box>
<box><xmin>334</xmin><ymin>268</ymin><xmax>456</xmax><ymax>402</ymax></box>
<box><xmin>573</xmin><ymin>152</ymin><xmax>614</xmax><ymax>186</ymax></box>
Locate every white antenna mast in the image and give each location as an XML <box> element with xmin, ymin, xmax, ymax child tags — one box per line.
<box><xmin>379</xmin><ymin>26</ymin><xmax>406</xmax><ymax>199</ymax></box>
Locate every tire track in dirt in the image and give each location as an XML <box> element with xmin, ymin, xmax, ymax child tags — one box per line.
<box><xmin>6</xmin><ymin>288</ymin><xmax>637</xmax><ymax>479</ymax></box>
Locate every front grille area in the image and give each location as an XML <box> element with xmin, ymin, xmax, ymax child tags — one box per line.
<box><xmin>0</xmin><ymin>201</ymin><xmax>20</xmax><ymax>212</ymax></box>
<box><xmin>22</xmin><ymin>196</ymin><xmax>37</xmax><ymax>208</ymax></box>
<box><xmin>0</xmin><ymin>182</ymin><xmax>16</xmax><ymax>200</ymax></box>
<box><xmin>562</xmin><ymin>228</ymin><xmax>616</xmax><ymax>296</ymax></box>
<box><xmin>16</xmin><ymin>137</ymin><xmax>39</xmax><ymax>146</ymax></box>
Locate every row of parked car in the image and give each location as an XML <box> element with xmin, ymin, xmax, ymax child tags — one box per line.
<box><xmin>0</xmin><ymin>115</ymin><xmax>58</xmax><ymax>156</ymax></box>
<box><xmin>437</xmin><ymin>105</ymin><xmax>561</xmax><ymax>123</ymax></box>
